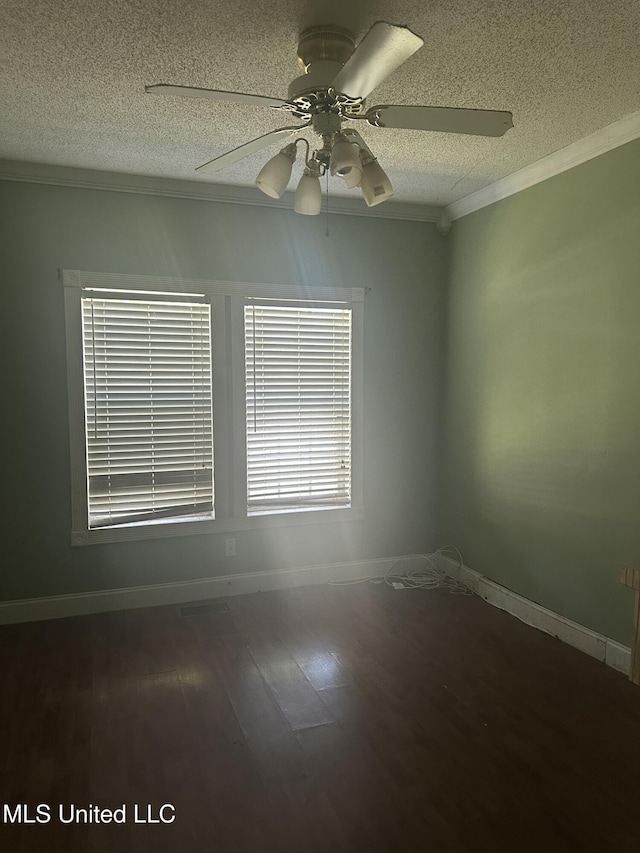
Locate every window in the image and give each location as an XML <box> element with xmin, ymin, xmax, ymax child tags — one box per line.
<box><xmin>63</xmin><ymin>270</ymin><xmax>363</xmax><ymax>545</ymax></box>
<box><xmin>245</xmin><ymin>302</ymin><xmax>352</xmax><ymax>515</ymax></box>
<box><xmin>82</xmin><ymin>294</ymin><xmax>214</xmax><ymax>528</ymax></box>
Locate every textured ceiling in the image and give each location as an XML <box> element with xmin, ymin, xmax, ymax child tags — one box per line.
<box><xmin>1</xmin><ymin>0</ymin><xmax>639</xmax><ymax>207</ymax></box>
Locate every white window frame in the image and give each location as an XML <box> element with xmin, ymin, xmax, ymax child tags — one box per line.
<box><xmin>63</xmin><ymin>270</ymin><xmax>364</xmax><ymax>546</ymax></box>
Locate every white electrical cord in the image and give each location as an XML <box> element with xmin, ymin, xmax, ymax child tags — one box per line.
<box><xmin>328</xmin><ymin>545</ymin><xmax>473</xmax><ymax>595</ymax></box>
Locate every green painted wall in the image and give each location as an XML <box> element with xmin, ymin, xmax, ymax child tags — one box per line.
<box><xmin>439</xmin><ymin>138</ymin><xmax>640</xmax><ymax>644</ymax></box>
<box><xmin>0</xmin><ymin>181</ymin><xmax>447</xmax><ymax>601</ymax></box>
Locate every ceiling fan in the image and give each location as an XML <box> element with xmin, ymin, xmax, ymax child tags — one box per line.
<box><xmin>146</xmin><ymin>21</ymin><xmax>513</xmax><ymax>214</ymax></box>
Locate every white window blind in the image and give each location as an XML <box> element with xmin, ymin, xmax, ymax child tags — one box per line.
<box><xmin>245</xmin><ymin>302</ymin><xmax>352</xmax><ymax>514</ymax></box>
<box><xmin>81</xmin><ymin>294</ymin><xmax>213</xmax><ymax>528</ymax></box>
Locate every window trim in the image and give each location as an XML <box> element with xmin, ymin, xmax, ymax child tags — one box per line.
<box><xmin>63</xmin><ymin>270</ymin><xmax>364</xmax><ymax>546</ymax></box>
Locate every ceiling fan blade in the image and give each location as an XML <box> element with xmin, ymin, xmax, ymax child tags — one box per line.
<box><xmin>365</xmin><ymin>104</ymin><xmax>514</xmax><ymax>137</ymax></box>
<box><xmin>145</xmin><ymin>84</ymin><xmax>287</xmax><ymax>109</ymax></box>
<box><xmin>332</xmin><ymin>22</ymin><xmax>424</xmax><ymax>99</ymax></box>
<box><xmin>195</xmin><ymin>125</ymin><xmax>308</xmax><ymax>173</ymax></box>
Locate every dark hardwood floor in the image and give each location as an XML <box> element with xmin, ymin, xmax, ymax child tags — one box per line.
<box><xmin>1</xmin><ymin>581</ymin><xmax>639</xmax><ymax>852</ymax></box>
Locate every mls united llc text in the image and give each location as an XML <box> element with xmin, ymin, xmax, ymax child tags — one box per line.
<box><xmin>3</xmin><ymin>803</ymin><xmax>176</xmax><ymax>825</ymax></box>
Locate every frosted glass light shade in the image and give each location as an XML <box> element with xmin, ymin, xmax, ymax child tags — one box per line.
<box><xmin>329</xmin><ymin>136</ymin><xmax>362</xmax><ymax>187</ymax></box>
<box><xmin>294</xmin><ymin>173</ymin><xmax>322</xmax><ymax>215</ymax></box>
<box><xmin>256</xmin><ymin>147</ymin><xmax>296</xmax><ymax>198</ymax></box>
<box><xmin>360</xmin><ymin>158</ymin><xmax>394</xmax><ymax>206</ymax></box>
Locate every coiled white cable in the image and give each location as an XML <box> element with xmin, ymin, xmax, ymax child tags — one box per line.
<box><xmin>329</xmin><ymin>545</ymin><xmax>473</xmax><ymax>595</ymax></box>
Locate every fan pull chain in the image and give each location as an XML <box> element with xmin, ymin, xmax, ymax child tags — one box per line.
<box><xmin>325</xmin><ymin>170</ymin><xmax>330</xmax><ymax>238</ymax></box>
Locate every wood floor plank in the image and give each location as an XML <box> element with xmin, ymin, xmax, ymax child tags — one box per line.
<box><xmin>231</xmin><ymin>597</ymin><xmax>336</xmax><ymax>731</ymax></box>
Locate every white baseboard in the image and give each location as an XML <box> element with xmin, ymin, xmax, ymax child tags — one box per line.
<box><xmin>1</xmin><ymin>555</ymin><xmax>632</xmax><ymax>679</ymax></box>
<box><xmin>0</xmin><ymin>557</ymin><xmax>395</xmax><ymax>625</ymax></box>
<box><xmin>437</xmin><ymin>555</ymin><xmax>632</xmax><ymax>677</ymax></box>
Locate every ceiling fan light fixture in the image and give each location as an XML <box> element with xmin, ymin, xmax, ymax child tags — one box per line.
<box><xmin>294</xmin><ymin>168</ymin><xmax>323</xmax><ymax>215</ymax></box>
<box><xmin>329</xmin><ymin>134</ymin><xmax>362</xmax><ymax>187</ymax></box>
<box><xmin>150</xmin><ymin>21</ymin><xmax>514</xmax><ymax>202</ymax></box>
<box><xmin>255</xmin><ymin>143</ymin><xmax>297</xmax><ymax>198</ymax></box>
<box><xmin>360</xmin><ymin>152</ymin><xmax>394</xmax><ymax>206</ymax></box>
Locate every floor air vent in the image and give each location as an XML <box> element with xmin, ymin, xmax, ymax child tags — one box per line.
<box><xmin>178</xmin><ymin>600</ymin><xmax>231</xmax><ymax>617</ymax></box>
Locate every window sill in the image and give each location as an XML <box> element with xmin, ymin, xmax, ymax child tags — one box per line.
<box><xmin>71</xmin><ymin>506</ymin><xmax>365</xmax><ymax>546</ymax></box>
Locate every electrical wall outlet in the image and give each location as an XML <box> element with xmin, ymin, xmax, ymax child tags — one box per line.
<box><xmin>225</xmin><ymin>538</ymin><xmax>236</xmax><ymax>557</ymax></box>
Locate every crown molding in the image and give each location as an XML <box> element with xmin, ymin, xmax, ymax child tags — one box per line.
<box><xmin>0</xmin><ymin>159</ymin><xmax>442</xmax><ymax>224</ymax></box>
<box><xmin>3</xmin><ymin>106</ymin><xmax>639</xmax><ymax>228</ymax></box>
<box><xmin>445</xmin><ymin>108</ymin><xmax>640</xmax><ymax>221</ymax></box>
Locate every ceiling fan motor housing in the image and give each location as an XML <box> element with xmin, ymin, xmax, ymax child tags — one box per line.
<box><xmin>296</xmin><ymin>26</ymin><xmax>355</xmax><ymax>71</ymax></box>
<box><xmin>287</xmin><ymin>61</ymin><xmax>345</xmax><ymax>101</ymax></box>
<box><xmin>288</xmin><ymin>26</ymin><xmax>363</xmax><ymax>112</ymax></box>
